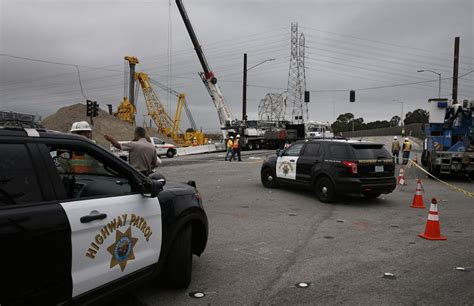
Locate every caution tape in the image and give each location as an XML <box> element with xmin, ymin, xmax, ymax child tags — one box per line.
<box><xmin>408</xmin><ymin>160</ymin><xmax>474</xmax><ymax>198</ymax></box>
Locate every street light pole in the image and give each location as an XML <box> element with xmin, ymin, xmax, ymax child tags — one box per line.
<box><xmin>393</xmin><ymin>99</ymin><xmax>404</xmax><ymax>126</ymax></box>
<box><xmin>242</xmin><ymin>56</ymin><xmax>275</xmax><ymax>122</ymax></box>
<box><xmin>417</xmin><ymin>69</ymin><xmax>441</xmax><ymax>98</ymax></box>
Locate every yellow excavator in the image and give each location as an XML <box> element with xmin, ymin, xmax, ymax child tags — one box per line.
<box><xmin>116</xmin><ymin>56</ymin><xmax>207</xmax><ymax>146</ymax></box>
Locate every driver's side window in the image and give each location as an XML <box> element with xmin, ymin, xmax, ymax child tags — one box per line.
<box><xmin>283</xmin><ymin>143</ymin><xmax>304</xmax><ymax>157</ymax></box>
<box><xmin>48</xmin><ymin>145</ymin><xmax>133</xmax><ymax>200</ymax></box>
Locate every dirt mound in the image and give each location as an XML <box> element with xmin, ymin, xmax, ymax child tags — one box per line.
<box><xmin>41</xmin><ymin>103</ymin><xmax>137</xmax><ymax>148</ymax></box>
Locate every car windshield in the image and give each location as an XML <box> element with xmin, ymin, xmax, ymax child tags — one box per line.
<box><xmin>351</xmin><ymin>144</ymin><xmax>391</xmax><ymax>159</ymax></box>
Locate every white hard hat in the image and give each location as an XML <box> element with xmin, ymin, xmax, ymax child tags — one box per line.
<box><xmin>236</xmin><ymin>134</ymin><xmax>240</xmax><ymax>138</ymax></box>
<box><xmin>70</xmin><ymin>121</ymin><xmax>92</xmax><ymax>132</ymax></box>
<box><xmin>230</xmin><ymin>136</ymin><xmax>234</xmax><ymax>139</ymax></box>
<box><xmin>405</xmin><ymin>137</ymin><xmax>409</xmax><ymax>141</ymax></box>
<box><xmin>393</xmin><ymin>136</ymin><xmax>398</xmax><ymax>140</ymax></box>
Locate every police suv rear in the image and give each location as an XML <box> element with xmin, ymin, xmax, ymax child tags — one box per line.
<box><xmin>261</xmin><ymin>139</ymin><xmax>396</xmax><ymax>202</ymax></box>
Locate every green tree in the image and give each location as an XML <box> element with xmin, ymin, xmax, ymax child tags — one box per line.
<box><xmin>404</xmin><ymin>109</ymin><xmax>429</xmax><ymax>125</ymax></box>
<box><xmin>390</xmin><ymin>115</ymin><xmax>401</xmax><ymax>127</ymax></box>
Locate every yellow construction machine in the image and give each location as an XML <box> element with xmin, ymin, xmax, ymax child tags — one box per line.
<box><xmin>135</xmin><ymin>72</ymin><xmax>207</xmax><ymax>146</ymax></box>
<box><xmin>115</xmin><ymin>56</ymin><xmax>139</xmax><ymax>124</ymax></box>
<box><xmin>115</xmin><ymin>56</ymin><xmax>207</xmax><ymax>146</ymax></box>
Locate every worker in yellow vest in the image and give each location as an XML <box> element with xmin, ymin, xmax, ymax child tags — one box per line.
<box><xmin>225</xmin><ymin>136</ymin><xmax>234</xmax><ymax>161</ymax></box>
<box><xmin>402</xmin><ymin>138</ymin><xmax>412</xmax><ymax>165</ymax></box>
<box><xmin>391</xmin><ymin>136</ymin><xmax>401</xmax><ymax>164</ymax></box>
<box><xmin>230</xmin><ymin>134</ymin><xmax>241</xmax><ymax>162</ymax></box>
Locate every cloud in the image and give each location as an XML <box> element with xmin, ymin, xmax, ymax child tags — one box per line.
<box><xmin>1</xmin><ymin>0</ymin><xmax>473</xmax><ymax>131</ymax></box>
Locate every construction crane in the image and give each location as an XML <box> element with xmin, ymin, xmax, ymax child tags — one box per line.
<box><xmin>115</xmin><ymin>56</ymin><xmax>139</xmax><ymax>124</ymax></box>
<box><xmin>136</xmin><ymin>72</ymin><xmax>207</xmax><ymax>146</ymax></box>
<box><xmin>175</xmin><ymin>0</ymin><xmax>235</xmax><ymax>132</ymax></box>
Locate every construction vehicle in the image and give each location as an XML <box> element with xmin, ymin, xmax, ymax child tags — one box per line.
<box><xmin>421</xmin><ymin>98</ymin><xmax>474</xmax><ymax>177</ymax></box>
<box><xmin>175</xmin><ymin>0</ymin><xmax>304</xmax><ymax>150</ymax></box>
<box><xmin>0</xmin><ymin>111</ymin><xmax>42</xmax><ymax>128</ymax></box>
<box><xmin>115</xmin><ymin>56</ymin><xmax>139</xmax><ymax>124</ymax></box>
<box><xmin>135</xmin><ymin>71</ymin><xmax>207</xmax><ymax>146</ymax></box>
<box><xmin>116</xmin><ymin>56</ymin><xmax>207</xmax><ymax>146</ymax></box>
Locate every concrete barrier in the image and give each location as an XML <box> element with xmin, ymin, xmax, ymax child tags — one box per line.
<box><xmin>341</xmin><ymin>123</ymin><xmax>426</xmax><ymax>139</ymax></box>
<box><xmin>176</xmin><ymin>143</ymin><xmax>226</xmax><ymax>156</ymax></box>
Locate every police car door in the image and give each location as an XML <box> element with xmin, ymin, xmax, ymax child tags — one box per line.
<box><xmin>44</xmin><ymin>143</ymin><xmax>162</xmax><ymax>298</ymax></box>
<box><xmin>276</xmin><ymin>142</ymin><xmax>304</xmax><ymax>181</ymax></box>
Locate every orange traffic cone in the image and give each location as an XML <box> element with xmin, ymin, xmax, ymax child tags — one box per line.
<box><xmin>410</xmin><ymin>179</ymin><xmax>425</xmax><ymax>208</ymax></box>
<box><xmin>397</xmin><ymin>167</ymin><xmax>406</xmax><ymax>185</ymax></box>
<box><xmin>419</xmin><ymin>198</ymin><xmax>447</xmax><ymax>240</ymax></box>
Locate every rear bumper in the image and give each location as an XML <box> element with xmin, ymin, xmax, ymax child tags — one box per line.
<box><xmin>335</xmin><ymin>176</ymin><xmax>396</xmax><ymax>195</ymax></box>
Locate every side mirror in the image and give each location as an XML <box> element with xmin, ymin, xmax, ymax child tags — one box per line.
<box><xmin>148</xmin><ymin>172</ymin><xmax>166</xmax><ymax>186</ymax></box>
<box><xmin>142</xmin><ymin>179</ymin><xmax>163</xmax><ymax>198</ymax></box>
<box><xmin>276</xmin><ymin>149</ymin><xmax>282</xmax><ymax>156</ymax></box>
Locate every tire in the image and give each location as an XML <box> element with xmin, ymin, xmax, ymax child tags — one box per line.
<box><xmin>261</xmin><ymin>167</ymin><xmax>279</xmax><ymax>188</ymax></box>
<box><xmin>363</xmin><ymin>192</ymin><xmax>381</xmax><ymax>199</ymax></box>
<box><xmin>421</xmin><ymin>150</ymin><xmax>428</xmax><ymax>167</ymax></box>
<box><xmin>161</xmin><ymin>225</ymin><xmax>192</xmax><ymax>289</ymax></box>
<box><xmin>255</xmin><ymin>142</ymin><xmax>261</xmax><ymax>150</ymax></box>
<box><xmin>166</xmin><ymin>149</ymin><xmax>175</xmax><ymax>158</ymax></box>
<box><xmin>315</xmin><ymin>176</ymin><xmax>336</xmax><ymax>203</ymax></box>
<box><xmin>247</xmin><ymin>143</ymin><xmax>254</xmax><ymax>151</ymax></box>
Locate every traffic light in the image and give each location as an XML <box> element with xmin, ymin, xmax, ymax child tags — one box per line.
<box><xmin>86</xmin><ymin>100</ymin><xmax>93</xmax><ymax>116</ymax></box>
<box><xmin>92</xmin><ymin>101</ymin><xmax>99</xmax><ymax>117</ymax></box>
<box><xmin>304</xmin><ymin>91</ymin><xmax>310</xmax><ymax>103</ymax></box>
<box><xmin>349</xmin><ymin>90</ymin><xmax>355</xmax><ymax>102</ymax></box>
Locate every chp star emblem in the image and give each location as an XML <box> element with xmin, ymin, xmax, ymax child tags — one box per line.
<box><xmin>107</xmin><ymin>226</ymin><xmax>138</xmax><ymax>272</ymax></box>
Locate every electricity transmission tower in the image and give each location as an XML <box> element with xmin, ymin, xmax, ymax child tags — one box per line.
<box><xmin>258</xmin><ymin>23</ymin><xmax>307</xmax><ymax>123</ymax></box>
<box><xmin>286</xmin><ymin>22</ymin><xmax>307</xmax><ymax>124</ymax></box>
<box><xmin>258</xmin><ymin>93</ymin><xmax>286</xmax><ymax>121</ymax></box>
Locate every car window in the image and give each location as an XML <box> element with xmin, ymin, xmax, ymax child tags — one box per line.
<box><xmin>283</xmin><ymin>143</ymin><xmax>304</xmax><ymax>157</ymax></box>
<box><xmin>302</xmin><ymin>143</ymin><xmax>322</xmax><ymax>157</ymax></box>
<box><xmin>0</xmin><ymin>144</ymin><xmax>43</xmax><ymax>206</ymax></box>
<box><xmin>351</xmin><ymin>145</ymin><xmax>391</xmax><ymax>159</ymax></box>
<box><xmin>327</xmin><ymin>144</ymin><xmax>349</xmax><ymax>160</ymax></box>
<box><xmin>47</xmin><ymin>145</ymin><xmax>134</xmax><ymax>200</ymax></box>
<box><xmin>152</xmin><ymin>137</ymin><xmax>164</xmax><ymax>144</ymax></box>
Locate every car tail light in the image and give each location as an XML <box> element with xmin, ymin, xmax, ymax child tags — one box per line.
<box><xmin>342</xmin><ymin>161</ymin><xmax>358</xmax><ymax>174</ymax></box>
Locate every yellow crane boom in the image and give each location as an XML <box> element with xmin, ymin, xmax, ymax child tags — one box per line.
<box><xmin>136</xmin><ymin>72</ymin><xmax>181</xmax><ymax>138</ymax></box>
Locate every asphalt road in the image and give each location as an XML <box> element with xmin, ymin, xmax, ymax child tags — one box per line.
<box><xmin>114</xmin><ymin>138</ymin><xmax>474</xmax><ymax>305</ymax></box>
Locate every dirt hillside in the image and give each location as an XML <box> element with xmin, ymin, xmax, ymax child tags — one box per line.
<box><xmin>42</xmin><ymin>103</ymin><xmax>138</xmax><ymax>148</ymax></box>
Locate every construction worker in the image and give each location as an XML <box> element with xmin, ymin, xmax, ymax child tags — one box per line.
<box><xmin>225</xmin><ymin>136</ymin><xmax>234</xmax><ymax>161</ymax></box>
<box><xmin>104</xmin><ymin>127</ymin><xmax>159</xmax><ymax>176</ymax></box>
<box><xmin>233</xmin><ymin>134</ymin><xmax>242</xmax><ymax>162</ymax></box>
<box><xmin>402</xmin><ymin>137</ymin><xmax>412</xmax><ymax>165</ymax></box>
<box><xmin>70</xmin><ymin>121</ymin><xmax>92</xmax><ymax>139</ymax></box>
<box><xmin>391</xmin><ymin>136</ymin><xmax>401</xmax><ymax>164</ymax></box>
<box><xmin>68</xmin><ymin>121</ymin><xmax>97</xmax><ymax>173</ymax></box>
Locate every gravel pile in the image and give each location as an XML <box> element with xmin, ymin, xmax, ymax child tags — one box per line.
<box><xmin>42</xmin><ymin>103</ymin><xmax>140</xmax><ymax>148</ymax></box>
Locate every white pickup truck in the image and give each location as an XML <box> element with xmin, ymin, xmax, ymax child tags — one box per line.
<box><xmin>111</xmin><ymin>137</ymin><xmax>177</xmax><ymax>161</ymax></box>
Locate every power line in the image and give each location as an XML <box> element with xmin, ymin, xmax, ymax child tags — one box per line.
<box><xmin>300</xmin><ymin>25</ymin><xmax>474</xmax><ymax>61</ymax></box>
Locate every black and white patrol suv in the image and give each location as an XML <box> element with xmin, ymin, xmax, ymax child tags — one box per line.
<box><xmin>261</xmin><ymin>139</ymin><xmax>396</xmax><ymax>202</ymax></box>
<box><xmin>0</xmin><ymin>127</ymin><xmax>208</xmax><ymax>305</ymax></box>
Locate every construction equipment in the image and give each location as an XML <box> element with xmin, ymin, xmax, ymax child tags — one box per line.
<box><xmin>421</xmin><ymin>98</ymin><xmax>474</xmax><ymax>177</ymax></box>
<box><xmin>0</xmin><ymin>111</ymin><xmax>42</xmax><ymax>128</ymax></box>
<box><xmin>176</xmin><ymin>0</ymin><xmax>305</xmax><ymax>149</ymax></box>
<box><xmin>115</xmin><ymin>56</ymin><xmax>139</xmax><ymax>124</ymax></box>
<box><xmin>136</xmin><ymin>72</ymin><xmax>207</xmax><ymax>146</ymax></box>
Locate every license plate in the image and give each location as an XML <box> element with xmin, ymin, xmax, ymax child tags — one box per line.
<box><xmin>375</xmin><ymin>165</ymin><xmax>384</xmax><ymax>172</ymax></box>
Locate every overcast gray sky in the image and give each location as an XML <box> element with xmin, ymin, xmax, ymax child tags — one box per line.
<box><xmin>1</xmin><ymin>0</ymin><xmax>473</xmax><ymax>131</ymax></box>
